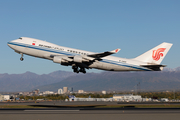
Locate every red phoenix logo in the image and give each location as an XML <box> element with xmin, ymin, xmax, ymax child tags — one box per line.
<box><xmin>115</xmin><ymin>49</ymin><xmax>119</xmax><ymax>53</ymax></box>
<box><xmin>152</xmin><ymin>48</ymin><xmax>166</xmax><ymax>61</ymax></box>
<box><xmin>32</xmin><ymin>43</ymin><xmax>35</xmax><ymax>45</ymax></box>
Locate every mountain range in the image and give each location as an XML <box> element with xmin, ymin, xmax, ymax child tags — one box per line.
<box><xmin>0</xmin><ymin>71</ymin><xmax>75</xmax><ymax>92</ymax></box>
<box><xmin>0</xmin><ymin>67</ymin><xmax>180</xmax><ymax>92</ymax></box>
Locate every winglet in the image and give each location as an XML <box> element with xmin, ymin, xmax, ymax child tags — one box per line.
<box><xmin>110</xmin><ymin>48</ymin><xmax>121</xmax><ymax>53</ymax></box>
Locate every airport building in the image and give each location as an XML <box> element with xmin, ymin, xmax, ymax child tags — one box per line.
<box><xmin>43</xmin><ymin>91</ymin><xmax>54</xmax><ymax>95</ymax></box>
<box><xmin>3</xmin><ymin>95</ymin><xmax>10</xmax><ymax>101</ymax></box>
<box><xmin>113</xmin><ymin>94</ymin><xmax>142</xmax><ymax>102</ymax></box>
<box><xmin>69</xmin><ymin>94</ymin><xmax>142</xmax><ymax>102</ymax></box>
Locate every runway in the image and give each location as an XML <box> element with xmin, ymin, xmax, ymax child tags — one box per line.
<box><xmin>0</xmin><ymin>101</ymin><xmax>180</xmax><ymax>120</ymax></box>
<box><xmin>0</xmin><ymin>108</ymin><xmax>180</xmax><ymax>120</ymax></box>
<box><xmin>0</xmin><ymin>108</ymin><xmax>180</xmax><ymax>114</ymax></box>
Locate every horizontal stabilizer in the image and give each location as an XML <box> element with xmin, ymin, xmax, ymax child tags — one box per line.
<box><xmin>141</xmin><ymin>65</ymin><xmax>166</xmax><ymax>71</ymax></box>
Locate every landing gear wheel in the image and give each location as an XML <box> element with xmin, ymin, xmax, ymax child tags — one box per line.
<box><xmin>20</xmin><ymin>53</ymin><xmax>24</xmax><ymax>61</ymax></box>
<box><xmin>80</xmin><ymin>68</ymin><xmax>86</xmax><ymax>74</ymax></box>
<box><xmin>73</xmin><ymin>69</ymin><xmax>79</xmax><ymax>73</ymax></box>
<box><xmin>20</xmin><ymin>57</ymin><xmax>24</xmax><ymax>61</ymax></box>
<box><xmin>73</xmin><ymin>66</ymin><xmax>79</xmax><ymax>73</ymax></box>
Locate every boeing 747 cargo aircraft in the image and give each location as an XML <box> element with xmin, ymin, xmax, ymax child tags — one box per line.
<box><xmin>8</xmin><ymin>37</ymin><xmax>173</xmax><ymax>73</ymax></box>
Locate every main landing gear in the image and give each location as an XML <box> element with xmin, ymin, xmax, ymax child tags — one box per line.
<box><xmin>73</xmin><ymin>66</ymin><xmax>79</xmax><ymax>73</ymax></box>
<box><xmin>72</xmin><ymin>66</ymin><xmax>86</xmax><ymax>74</ymax></box>
<box><xmin>20</xmin><ymin>53</ymin><xmax>24</xmax><ymax>61</ymax></box>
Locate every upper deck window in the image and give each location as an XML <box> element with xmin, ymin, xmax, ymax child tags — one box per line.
<box><xmin>19</xmin><ymin>37</ymin><xmax>22</xmax><ymax>40</ymax></box>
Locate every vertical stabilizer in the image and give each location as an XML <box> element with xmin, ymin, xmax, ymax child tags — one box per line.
<box><xmin>134</xmin><ymin>42</ymin><xmax>173</xmax><ymax>64</ymax></box>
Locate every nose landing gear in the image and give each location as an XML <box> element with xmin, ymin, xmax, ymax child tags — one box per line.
<box><xmin>20</xmin><ymin>53</ymin><xmax>24</xmax><ymax>61</ymax></box>
<box><xmin>20</xmin><ymin>57</ymin><xmax>24</xmax><ymax>61</ymax></box>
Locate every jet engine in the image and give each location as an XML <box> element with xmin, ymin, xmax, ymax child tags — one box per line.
<box><xmin>53</xmin><ymin>55</ymin><xmax>69</xmax><ymax>66</ymax></box>
<box><xmin>73</xmin><ymin>55</ymin><xmax>83</xmax><ymax>63</ymax></box>
<box><xmin>73</xmin><ymin>55</ymin><xmax>89</xmax><ymax>63</ymax></box>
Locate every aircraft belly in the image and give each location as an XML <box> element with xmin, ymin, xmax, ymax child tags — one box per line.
<box><xmin>90</xmin><ymin>61</ymin><xmax>140</xmax><ymax>71</ymax></box>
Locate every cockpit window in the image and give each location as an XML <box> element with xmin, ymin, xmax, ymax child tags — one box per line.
<box><xmin>19</xmin><ymin>37</ymin><xmax>22</xmax><ymax>40</ymax></box>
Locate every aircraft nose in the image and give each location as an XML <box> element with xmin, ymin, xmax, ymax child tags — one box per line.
<box><xmin>7</xmin><ymin>42</ymin><xmax>10</xmax><ymax>47</ymax></box>
<box><xmin>7</xmin><ymin>39</ymin><xmax>18</xmax><ymax>49</ymax></box>
<box><xmin>7</xmin><ymin>41</ymin><xmax>13</xmax><ymax>49</ymax></box>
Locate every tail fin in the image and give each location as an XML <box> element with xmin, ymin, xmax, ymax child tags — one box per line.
<box><xmin>134</xmin><ymin>42</ymin><xmax>173</xmax><ymax>65</ymax></box>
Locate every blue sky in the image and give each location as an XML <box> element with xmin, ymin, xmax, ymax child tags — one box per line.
<box><xmin>1</xmin><ymin>0</ymin><xmax>180</xmax><ymax>74</ymax></box>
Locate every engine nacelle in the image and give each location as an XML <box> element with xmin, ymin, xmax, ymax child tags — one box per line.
<box><xmin>53</xmin><ymin>56</ymin><xmax>69</xmax><ymax>65</ymax></box>
<box><xmin>74</xmin><ymin>55</ymin><xmax>83</xmax><ymax>63</ymax></box>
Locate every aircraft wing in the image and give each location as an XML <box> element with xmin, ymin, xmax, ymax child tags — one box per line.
<box><xmin>87</xmin><ymin>48</ymin><xmax>120</xmax><ymax>58</ymax></box>
<box><xmin>50</xmin><ymin>48</ymin><xmax>120</xmax><ymax>63</ymax></box>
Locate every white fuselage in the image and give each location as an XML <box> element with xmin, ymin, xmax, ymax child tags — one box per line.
<box><xmin>7</xmin><ymin>37</ymin><xmax>151</xmax><ymax>72</ymax></box>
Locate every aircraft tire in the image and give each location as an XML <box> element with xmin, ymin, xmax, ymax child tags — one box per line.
<box><xmin>20</xmin><ymin>58</ymin><xmax>24</xmax><ymax>61</ymax></box>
